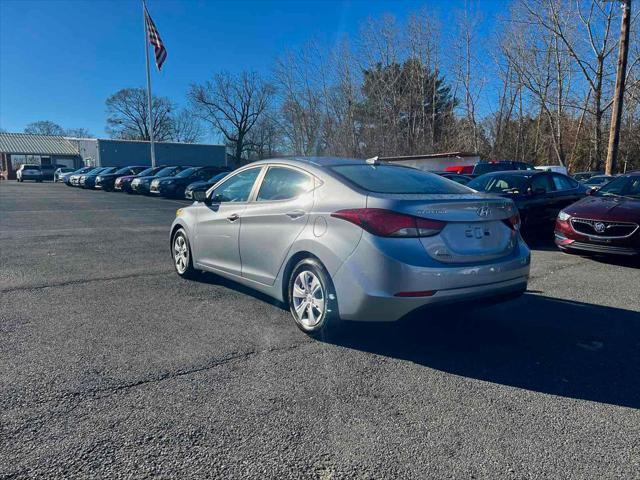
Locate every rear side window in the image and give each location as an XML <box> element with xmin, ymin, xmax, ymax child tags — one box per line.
<box><xmin>552</xmin><ymin>174</ymin><xmax>577</xmax><ymax>191</ymax></box>
<box><xmin>330</xmin><ymin>164</ymin><xmax>471</xmax><ymax>194</ymax></box>
<box><xmin>257</xmin><ymin>167</ymin><xmax>314</xmax><ymax>201</ymax></box>
<box><xmin>531</xmin><ymin>174</ymin><xmax>555</xmax><ymax>193</ymax></box>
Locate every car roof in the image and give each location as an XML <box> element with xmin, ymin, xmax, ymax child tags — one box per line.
<box><xmin>244</xmin><ymin>157</ymin><xmax>411</xmax><ymax>170</ymax></box>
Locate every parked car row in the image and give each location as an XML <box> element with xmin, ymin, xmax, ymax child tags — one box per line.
<box><xmin>60</xmin><ymin>164</ymin><xmax>232</xmax><ymax>200</ymax></box>
<box><xmin>468</xmin><ymin>169</ymin><xmax>639</xmax><ymax>255</ymax></box>
<box><xmin>16</xmin><ymin>164</ymin><xmax>74</xmax><ymax>182</ymax></box>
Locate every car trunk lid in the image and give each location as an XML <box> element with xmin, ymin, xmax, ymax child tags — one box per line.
<box><xmin>366</xmin><ymin>193</ymin><xmax>519</xmax><ymax>263</ymax></box>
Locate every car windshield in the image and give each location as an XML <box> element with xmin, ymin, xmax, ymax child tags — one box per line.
<box><xmin>329</xmin><ymin>164</ymin><xmax>471</xmax><ymax>194</ymax></box>
<box><xmin>208</xmin><ymin>172</ymin><xmax>228</xmax><ymax>183</ymax></box>
<box><xmin>468</xmin><ymin>174</ymin><xmax>530</xmax><ymax>194</ymax></box>
<box><xmin>100</xmin><ymin>167</ymin><xmax>118</xmax><ymax>174</ymax></box>
<box><xmin>585</xmin><ymin>176</ymin><xmax>612</xmax><ymax>185</ymax></box>
<box><xmin>595</xmin><ymin>176</ymin><xmax>640</xmax><ymax>199</ymax></box>
<box><xmin>154</xmin><ymin>167</ymin><xmax>177</xmax><ymax>177</ymax></box>
<box><xmin>174</xmin><ymin>167</ymin><xmax>198</xmax><ymax>178</ymax></box>
<box><xmin>115</xmin><ymin>167</ymin><xmax>133</xmax><ymax>175</ymax></box>
<box><xmin>136</xmin><ymin>167</ymin><xmax>156</xmax><ymax>176</ymax></box>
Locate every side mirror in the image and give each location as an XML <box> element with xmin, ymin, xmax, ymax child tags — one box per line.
<box><xmin>586</xmin><ymin>187</ymin><xmax>595</xmax><ymax>196</ymax></box>
<box><xmin>193</xmin><ymin>190</ymin><xmax>208</xmax><ymax>203</ymax></box>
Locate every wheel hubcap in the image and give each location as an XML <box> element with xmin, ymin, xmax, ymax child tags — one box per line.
<box><xmin>292</xmin><ymin>270</ymin><xmax>324</xmax><ymax>328</ymax></box>
<box><xmin>174</xmin><ymin>235</ymin><xmax>189</xmax><ymax>274</ymax></box>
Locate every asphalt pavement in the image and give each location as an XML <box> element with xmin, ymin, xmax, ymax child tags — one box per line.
<box><xmin>1</xmin><ymin>180</ymin><xmax>639</xmax><ymax>479</ymax></box>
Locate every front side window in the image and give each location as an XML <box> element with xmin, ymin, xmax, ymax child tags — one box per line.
<box><xmin>257</xmin><ymin>167</ymin><xmax>314</xmax><ymax>201</ymax></box>
<box><xmin>211</xmin><ymin>168</ymin><xmax>261</xmax><ymax>203</ymax></box>
<box><xmin>330</xmin><ymin>164</ymin><xmax>471</xmax><ymax>194</ymax></box>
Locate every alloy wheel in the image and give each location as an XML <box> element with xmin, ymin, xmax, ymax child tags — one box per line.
<box><xmin>173</xmin><ymin>234</ymin><xmax>189</xmax><ymax>274</ymax></box>
<box><xmin>291</xmin><ymin>270</ymin><xmax>325</xmax><ymax>328</ymax></box>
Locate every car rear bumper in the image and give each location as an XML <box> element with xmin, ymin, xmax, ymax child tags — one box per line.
<box><xmin>332</xmin><ymin>236</ymin><xmax>531</xmax><ymax>322</ymax></box>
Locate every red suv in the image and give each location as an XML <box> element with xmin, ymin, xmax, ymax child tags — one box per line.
<box><xmin>555</xmin><ymin>172</ymin><xmax>640</xmax><ymax>256</ymax></box>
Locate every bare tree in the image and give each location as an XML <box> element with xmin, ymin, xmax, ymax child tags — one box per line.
<box><xmin>520</xmin><ymin>0</ymin><xmax>619</xmax><ymax>169</ymax></box>
<box><xmin>106</xmin><ymin>88</ymin><xmax>174</xmax><ymax>142</ymax></box>
<box><xmin>189</xmin><ymin>71</ymin><xmax>274</xmax><ymax>165</ymax></box>
<box><xmin>274</xmin><ymin>42</ymin><xmax>329</xmax><ymax>155</ymax></box>
<box><xmin>170</xmin><ymin>109</ymin><xmax>203</xmax><ymax>143</ymax></box>
<box><xmin>24</xmin><ymin>121</ymin><xmax>65</xmax><ymax>136</ymax></box>
<box><xmin>453</xmin><ymin>10</ymin><xmax>485</xmax><ymax>153</ymax></box>
<box><xmin>64</xmin><ymin>128</ymin><xmax>93</xmax><ymax>138</ymax></box>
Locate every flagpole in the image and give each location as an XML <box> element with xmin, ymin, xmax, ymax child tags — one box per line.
<box><xmin>143</xmin><ymin>0</ymin><xmax>156</xmax><ymax>168</ymax></box>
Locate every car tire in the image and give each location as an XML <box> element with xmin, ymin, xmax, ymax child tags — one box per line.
<box><xmin>288</xmin><ymin>258</ymin><xmax>339</xmax><ymax>336</ymax></box>
<box><xmin>172</xmin><ymin>228</ymin><xmax>198</xmax><ymax>279</ymax></box>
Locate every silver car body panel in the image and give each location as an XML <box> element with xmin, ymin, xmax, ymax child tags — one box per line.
<box><xmin>171</xmin><ymin>157</ymin><xmax>530</xmax><ymax>322</ymax></box>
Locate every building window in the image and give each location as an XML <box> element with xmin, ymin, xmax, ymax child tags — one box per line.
<box><xmin>11</xmin><ymin>154</ymin><xmax>28</xmax><ymax>169</ymax></box>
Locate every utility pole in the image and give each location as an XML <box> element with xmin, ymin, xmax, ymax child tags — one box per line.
<box><xmin>605</xmin><ymin>0</ymin><xmax>632</xmax><ymax>175</ymax></box>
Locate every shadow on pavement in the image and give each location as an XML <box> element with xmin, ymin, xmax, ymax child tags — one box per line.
<box><xmin>192</xmin><ymin>272</ymin><xmax>640</xmax><ymax>408</ymax></box>
<box><xmin>317</xmin><ymin>293</ymin><xmax>640</xmax><ymax>409</ymax></box>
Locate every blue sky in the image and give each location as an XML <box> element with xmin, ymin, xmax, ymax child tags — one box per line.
<box><xmin>0</xmin><ymin>0</ymin><xmax>503</xmax><ymax>139</ymax></box>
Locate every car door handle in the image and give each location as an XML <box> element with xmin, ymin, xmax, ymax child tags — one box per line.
<box><xmin>227</xmin><ymin>213</ymin><xmax>240</xmax><ymax>222</ymax></box>
<box><xmin>286</xmin><ymin>210</ymin><xmax>306</xmax><ymax>219</ymax></box>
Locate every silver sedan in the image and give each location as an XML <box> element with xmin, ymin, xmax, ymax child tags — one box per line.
<box><xmin>170</xmin><ymin>157</ymin><xmax>530</xmax><ymax>335</ymax></box>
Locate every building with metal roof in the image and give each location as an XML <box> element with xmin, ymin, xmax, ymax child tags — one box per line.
<box><xmin>0</xmin><ymin>133</ymin><xmax>82</xmax><ymax>179</ymax></box>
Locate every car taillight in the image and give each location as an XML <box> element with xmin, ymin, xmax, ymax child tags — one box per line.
<box><xmin>503</xmin><ymin>213</ymin><xmax>521</xmax><ymax>231</ymax></box>
<box><xmin>331</xmin><ymin>208</ymin><xmax>445</xmax><ymax>238</ymax></box>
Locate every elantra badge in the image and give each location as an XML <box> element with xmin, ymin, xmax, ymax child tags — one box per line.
<box><xmin>477</xmin><ymin>205</ymin><xmax>491</xmax><ymax>217</ymax></box>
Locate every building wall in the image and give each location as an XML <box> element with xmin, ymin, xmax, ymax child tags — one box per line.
<box><xmin>69</xmin><ymin>139</ymin><xmax>99</xmax><ymax>167</ymax></box>
<box><xmin>96</xmin><ymin>139</ymin><xmax>226</xmax><ymax>168</ymax></box>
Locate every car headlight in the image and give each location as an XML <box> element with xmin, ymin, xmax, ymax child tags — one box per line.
<box><xmin>557</xmin><ymin>211</ymin><xmax>571</xmax><ymax>221</ymax></box>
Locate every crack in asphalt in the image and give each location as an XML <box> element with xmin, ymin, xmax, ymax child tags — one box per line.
<box><xmin>0</xmin><ymin>270</ymin><xmax>173</xmax><ymax>293</ymax></box>
<box><xmin>2</xmin><ymin>341</ymin><xmax>313</xmax><ymax>439</ymax></box>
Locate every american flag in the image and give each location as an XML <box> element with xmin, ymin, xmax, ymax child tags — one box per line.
<box><xmin>144</xmin><ymin>5</ymin><xmax>167</xmax><ymax>71</ymax></box>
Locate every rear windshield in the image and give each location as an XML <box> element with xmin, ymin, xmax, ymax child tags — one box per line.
<box><xmin>22</xmin><ymin>165</ymin><xmax>40</xmax><ymax>170</ymax></box>
<box><xmin>329</xmin><ymin>164</ymin><xmax>472</xmax><ymax>194</ymax></box>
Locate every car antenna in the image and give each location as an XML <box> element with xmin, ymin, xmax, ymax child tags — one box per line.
<box><xmin>366</xmin><ymin>156</ymin><xmax>379</xmax><ymax>165</ymax></box>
